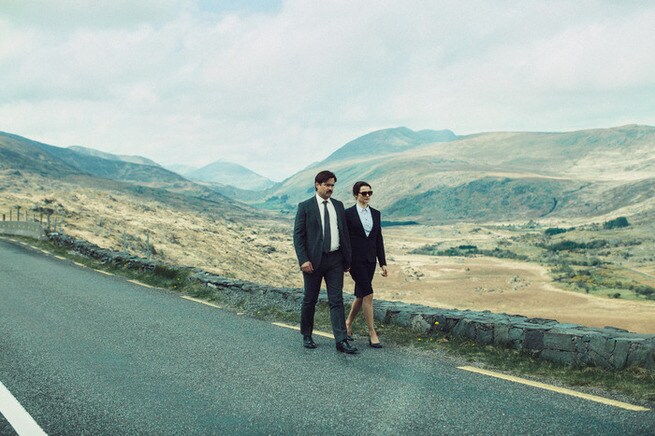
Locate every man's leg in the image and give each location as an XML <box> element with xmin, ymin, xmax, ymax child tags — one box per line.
<box><xmin>300</xmin><ymin>270</ymin><xmax>322</xmax><ymax>336</ymax></box>
<box><xmin>323</xmin><ymin>252</ymin><xmax>347</xmax><ymax>342</ymax></box>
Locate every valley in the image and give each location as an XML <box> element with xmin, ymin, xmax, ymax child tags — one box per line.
<box><xmin>3</xmin><ymin>170</ymin><xmax>654</xmax><ymax>334</ymax></box>
<box><xmin>2</xmin><ymin>125</ymin><xmax>654</xmax><ymax>334</ymax></box>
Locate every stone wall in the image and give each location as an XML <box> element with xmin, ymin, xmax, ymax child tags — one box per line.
<box><xmin>49</xmin><ymin>234</ymin><xmax>655</xmax><ymax>372</ymax></box>
<box><xmin>0</xmin><ymin>221</ymin><xmax>46</xmax><ymax>239</ymax></box>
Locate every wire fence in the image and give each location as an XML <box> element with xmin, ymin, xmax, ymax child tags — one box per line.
<box><xmin>1</xmin><ymin>205</ymin><xmax>61</xmax><ymax>232</ymax></box>
<box><xmin>1</xmin><ymin>205</ymin><xmax>153</xmax><ymax>258</ymax></box>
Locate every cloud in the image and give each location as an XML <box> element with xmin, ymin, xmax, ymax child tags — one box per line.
<box><xmin>1</xmin><ymin>0</ymin><xmax>654</xmax><ymax>180</ymax></box>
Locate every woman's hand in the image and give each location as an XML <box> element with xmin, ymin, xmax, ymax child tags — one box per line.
<box><xmin>381</xmin><ymin>265</ymin><xmax>388</xmax><ymax>277</ymax></box>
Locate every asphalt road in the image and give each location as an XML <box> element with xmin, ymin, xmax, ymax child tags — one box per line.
<box><xmin>1</xmin><ymin>238</ymin><xmax>653</xmax><ymax>435</ymax></box>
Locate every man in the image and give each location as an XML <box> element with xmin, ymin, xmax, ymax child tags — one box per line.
<box><xmin>293</xmin><ymin>170</ymin><xmax>357</xmax><ymax>354</ymax></box>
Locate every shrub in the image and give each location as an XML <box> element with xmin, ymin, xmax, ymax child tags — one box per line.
<box><xmin>545</xmin><ymin>227</ymin><xmax>567</xmax><ymax>236</ymax></box>
<box><xmin>546</xmin><ymin>239</ymin><xmax>609</xmax><ymax>252</ymax></box>
<box><xmin>603</xmin><ymin>217</ymin><xmax>629</xmax><ymax>229</ymax></box>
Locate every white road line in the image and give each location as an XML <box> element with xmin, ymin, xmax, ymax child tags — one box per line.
<box><xmin>272</xmin><ymin>322</ymin><xmax>334</xmax><ymax>339</ymax></box>
<box><xmin>458</xmin><ymin>366</ymin><xmax>650</xmax><ymax>412</ymax></box>
<box><xmin>181</xmin><ymin>296</ymin><xmax>222</xmax><ymax>309</ymax></box>
<box><xmin>0</xmin><ymin>381</ymin><xmax>47</xmax><ymax>435</ymax></box>
<box><xmin>127</xmin><ymin>279</ymin><xmax>156</xmax><ymax>289</ymax></box>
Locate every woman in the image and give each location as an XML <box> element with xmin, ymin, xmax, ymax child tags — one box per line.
<box><xmin>344</xmin><ymin>181</ymin><xmax>388</xmax><ymax>348</ymax></box>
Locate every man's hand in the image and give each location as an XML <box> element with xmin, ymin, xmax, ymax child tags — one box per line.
<box><xmin>381</xmin><ymin>265</ymin><xmax>388</xmax><ymax>277</ymax></box>
<box><xmin>301</xmin><ymin>261</ymin><xmax>314</xmax><ymax>274</ymax></box>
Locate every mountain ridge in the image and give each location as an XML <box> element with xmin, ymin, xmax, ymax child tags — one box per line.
<box><xmin>3</xmin><ymin>125</ymin><xmax>653</xmax><ymax>224</ymax></box>
<box><xmin>321</xmin><ymin>126</ymin><xmax>457</xmax><ymax>164</ymax></box>
<box><xmin>68</xmin><ymin>145</ymin><xmax>161</xmax><ymax>167</ymax></box>
<box><xmin>258</xmin><ymin>124</ymin><xmax>655</xmax><ymax>223</ymax></box>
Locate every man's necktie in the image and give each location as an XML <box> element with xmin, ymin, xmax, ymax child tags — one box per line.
<box><xmin>322</xmin><ymin>200</ymin><xmax>331</xmax><ymax>253</ymax></box>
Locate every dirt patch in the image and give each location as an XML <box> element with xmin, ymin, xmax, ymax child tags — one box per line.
<box><xmin>347</xmin><ymin>255</ymin><xmax>655</xmax><ymax>334</ymax></box>
<box><xmin>345</xmin><ymin>226</ymin><xmax>655</xmax><ymax>334</ymax></box>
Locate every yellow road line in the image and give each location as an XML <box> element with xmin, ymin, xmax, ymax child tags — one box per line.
<box><xmin>181</xmin><ymin>296</ymin><xmax>222</xmax><ymax>309</ymax></box>
<box><xmin>54</xmin><ymin>255</ymin><xmax>66</xmax><ymax>260</ymax></box>
<box><xmin>72</xmin><ymin>261</ymin><xmax>86</xmax><ymax>267</ymax></box>
<box><xmin>272</xmin><ymin>322</ymin><xmax>334</xmax><ymax>339</ymax></box>
<box><xmin>458</xmin><ymin>366</ymin><xmax>650</xmax><ymax>412</ymax></box>
<box><xmin>94</xmin><ymin>269</ymin><xmax>113</xmax><ymax>276</ymax></box>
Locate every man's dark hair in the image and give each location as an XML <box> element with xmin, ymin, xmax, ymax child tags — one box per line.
<box><xmin>314</xmin><ymin>170</ymin><xmax>337</xmax><ymax>187</ymax></box>
<box><xmin>352</xmin><ymin>181</ymin><xmax>371</xmax><ymax>197</ymax></box>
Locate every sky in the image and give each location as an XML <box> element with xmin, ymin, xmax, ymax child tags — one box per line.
<box><xmin>1</xmin><ymin>1</ymin><xmax>654</xmax><ymax>181</ymax></box>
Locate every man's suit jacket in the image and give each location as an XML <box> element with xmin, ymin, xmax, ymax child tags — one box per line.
<box><xmin>345</xmin><ymin>205</ymin><xmax>386</xmax><ymax>267</ymax></box>
<box><xmin>293</xmin><ymin>196</ymin><xmax>352</xmax><ymax>271</ymax></box>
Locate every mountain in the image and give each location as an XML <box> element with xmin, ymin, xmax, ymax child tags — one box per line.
<box><xmin>0</xmin><ymin>131</ymin><xmax>256</xmax><ymax>219</ymax></box>
<box><xmin>257</xmin><ymin>125</ymin><xmax>655</xmax><ymax>223</ymax></box>
<box><xmin>321</xmin><ymin>127</ymin><xmax>457</xmax><ymax>163</ymax></box>
<box><xmin>0</xmin><ymin>132</ymin><xmax>184</xmax><ymax>184</ymax></box>
<box><xmin>183</xmin><ymin>160</ymin><xmax>274</xmax><ymax>191</ymax></box>
<box><xmin>68</xmin><ymin>145</ymin><xmax>161</xmax><ymax>167</ymax></box>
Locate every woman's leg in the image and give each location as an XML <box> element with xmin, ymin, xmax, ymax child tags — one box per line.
<box><xmin>346</xmin><ymin>297</ymin><xmax>362</xmax><ymax>336</ymax></box>
<box><xmin>361</xmin><ymin>294</ymin><xmax>379</xmax><ymax>343</ymax></box>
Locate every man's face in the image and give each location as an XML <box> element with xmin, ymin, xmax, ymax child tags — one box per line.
<box><xmin>315</xmin><ymin>178</ymin><xmax>335</xmax><ymax>200</ymax></box>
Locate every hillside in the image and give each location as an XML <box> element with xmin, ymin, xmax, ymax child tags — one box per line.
<box><xmin>258</xmin><ymin>125</ymin><xmax>655</xmax><ymax>224</ymax></box>
<box><xmin>1</xmin><ymin>132</ymin><xmax>185</xmax><ymax>185</ymax></box>
<box><xmin>0</xmin><ymin>131</ymin><xmax>258</xmax><ymax>219</ymax></box>
<box><xmin>0</xmin><ymin>132</ymin><xmax>292</xmax><ymax>285</ymax></box>
<box><xmin>321</xmin><ymin>127</ymin><xmax>457</xmax><ymax>163</ymax></box>
<box><xmin>68</xmin><ymin>145</ymin><xmax>161</xmax><ymax>167</ymax></box>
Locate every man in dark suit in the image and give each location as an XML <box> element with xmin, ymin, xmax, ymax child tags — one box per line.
<box><xmin>293</xmin><ymin>170</ymin><xmax>357</xmax><ymax>354</ymax></box>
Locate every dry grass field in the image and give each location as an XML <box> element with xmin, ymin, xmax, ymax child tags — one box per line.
<box><xmin>2</xmin><ymin>171</ymin><xmax>654</xmax><ymax>334</ymax></box>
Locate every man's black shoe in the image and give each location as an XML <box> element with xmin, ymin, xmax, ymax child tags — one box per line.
<box><xmin>336</xmin><ymin>340</ymin><xmax>358</xmax><ymax>354</ymax></box>
<box><xmin>303</xmin><ymin>335</ymin><xmax>317</xmax><ymax>349</ymax></box>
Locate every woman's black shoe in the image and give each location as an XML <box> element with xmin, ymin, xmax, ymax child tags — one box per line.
<box><xmin>369</xmin><ymin>339</ymin><xmax>383</xmax><ymax>348</ymax></box>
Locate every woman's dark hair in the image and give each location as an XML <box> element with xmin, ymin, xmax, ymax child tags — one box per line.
<box><xmin>352</xmin><ymin>181</ymin><xmax>371</xmax><ymax>197</ymax></box>
<box><xmin>315</xmin><ymin>170</ymin><xmax>337</xmax><ymax>186</ymax></box>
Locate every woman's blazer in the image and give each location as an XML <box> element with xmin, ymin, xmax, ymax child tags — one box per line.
<box><xmin>345</xmin><ymin>205</ymin><xmax>386</xmax><ymax>267</ymax></box>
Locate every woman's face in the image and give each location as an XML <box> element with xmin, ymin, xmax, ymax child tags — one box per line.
<box><xmin>356</xmin><ymin>185</ymin><xmax>373</xmax><ymax>206</ymax></box>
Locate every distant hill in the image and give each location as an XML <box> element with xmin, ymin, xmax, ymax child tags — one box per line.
<box><xmin>322</xmin><ymin>127</ymin><xmax>457</xmax><ymax>163</ymax></box>
<box><xmin>0</xmin><ymin>131</ymin><xmax>256</xmax><ymax>218</ymax></box>
<box><xmin>256</xmin><ymin>125</ymin><xmax>655</xmax><ymax>223</ymax></box>
<box><xmin>181</xmin><ymin>160</ymin><xmax>274</xmax><ymax>191</ymax></box>
<box><xmin>0</xmin><ymin>132</ymin><xmax>184</xmax><ymax>184</ymax></box>
<box><xmin>68</xmin><ymin>145</ymin><xmax>161</xmax><ymax>167</ymax></box>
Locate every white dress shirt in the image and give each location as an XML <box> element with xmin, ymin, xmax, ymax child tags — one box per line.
<box><xmin>357</xmin><ymin>205</ymin><xmax>373</xmax><ymax>237</ymax></box>
<box><xmin>316</xmin><ymin>194</ymin><xmax>339</xmax><ymax>251</ymax></box>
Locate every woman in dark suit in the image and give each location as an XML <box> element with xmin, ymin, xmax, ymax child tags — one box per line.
<box><xmin>344</xmin><ymin>181</ymin><xmax>387</xmax><ymax>348</ymax></box>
